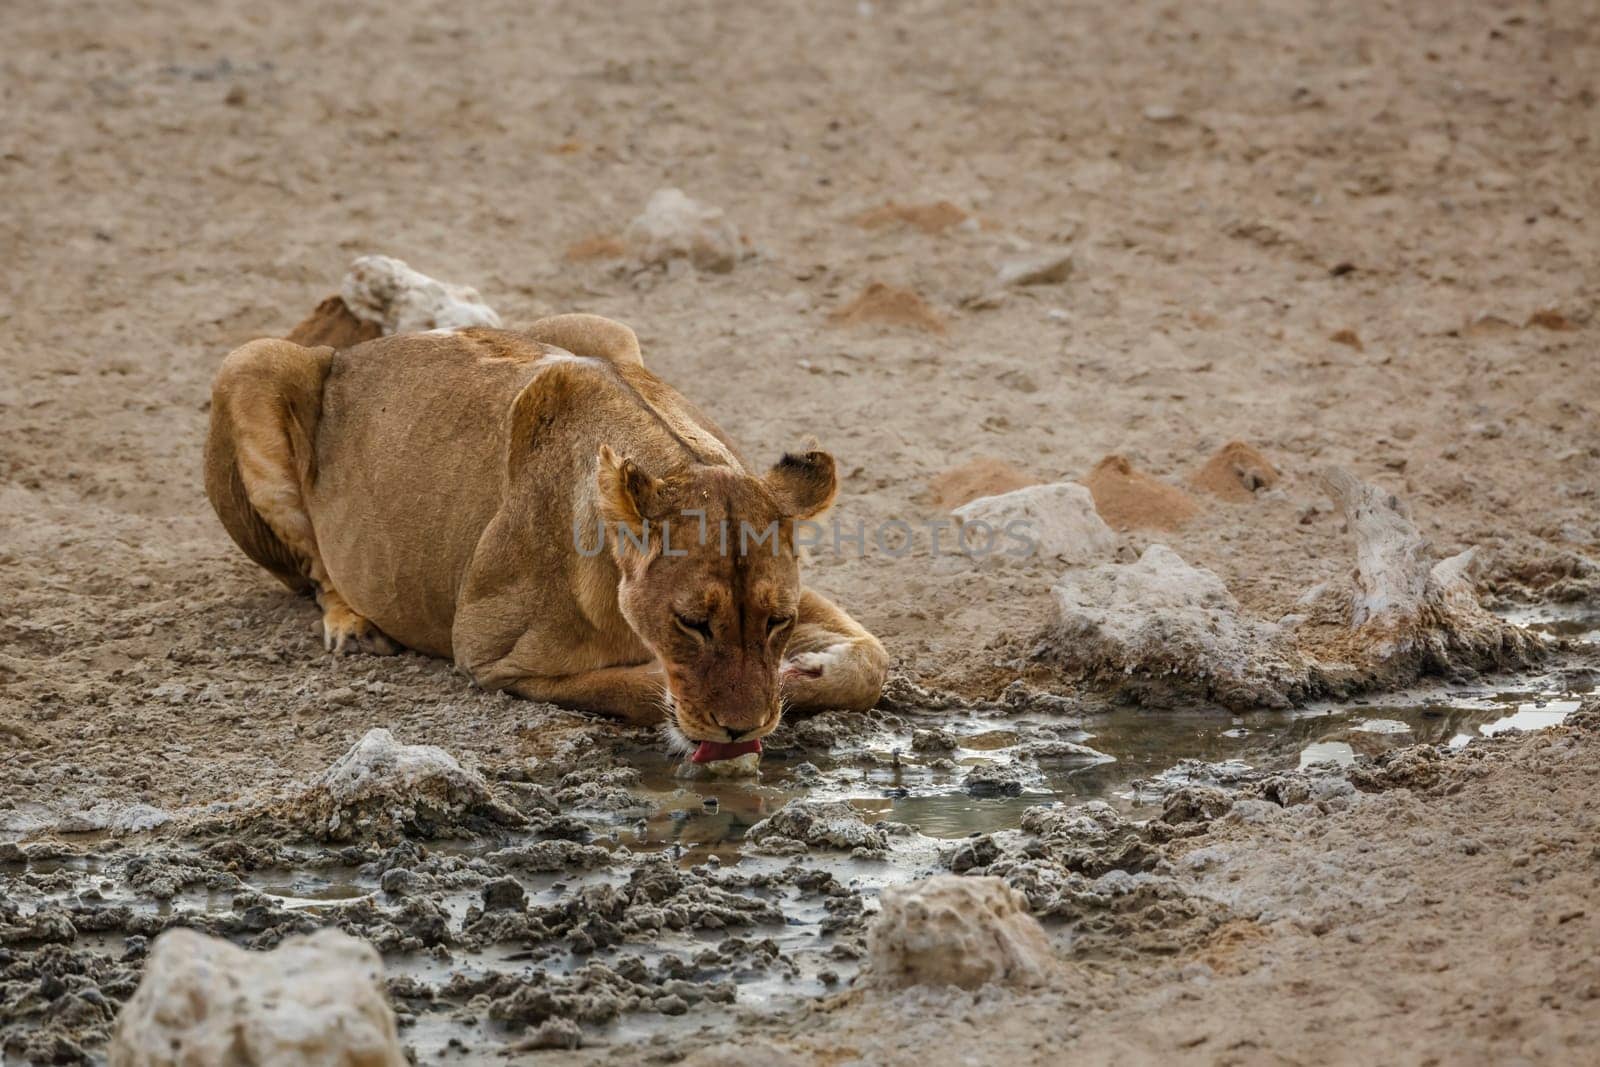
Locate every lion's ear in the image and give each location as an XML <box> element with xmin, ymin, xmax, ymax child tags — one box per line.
<box><xmin>596</xmin><ymin>445</ymin><xmax>661</xmax><ymax>527</ymax></box>
<box><xmin>765</xmin><ymin>448</ymin><xmax>837</xmax><ymax>520</ymax></box>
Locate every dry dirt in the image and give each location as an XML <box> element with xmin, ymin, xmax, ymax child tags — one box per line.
<box><xmin>3</xmin><ymin>0</ymin><xmax>1599</xmax><ymax>1063</ymax></box>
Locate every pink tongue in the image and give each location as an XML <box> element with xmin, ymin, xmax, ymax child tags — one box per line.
<box><xmin>690</xmin><ymin>738</ymin><xmax>763</xmax><ymax>764</ymax></box>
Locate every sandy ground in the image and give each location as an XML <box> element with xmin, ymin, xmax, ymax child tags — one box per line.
<box><xmin>3</xmin><ymin>0</ymin><xmax>1599</xmax><ymax>1062</ymax></box>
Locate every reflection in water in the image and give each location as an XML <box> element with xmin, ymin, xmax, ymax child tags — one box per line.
<box><xmin>1353</xmin><ymin>719</ymin><xmax>1411</xmax><ymax>734</ymax></box>
<box><xmin>1299</xmin><ymin>741</ymin><xmax>1356</xmax><ymax>769</ymax></box>
<box><xmin>608</xmin><ymin>679</ymin><xmax>1591</xmax><ymax>853</ymax></box>
<box><xmin>1451</xmin><ymin>698</ymin><xmax>1583</xmax><ymax>748</ymax></box>
<box><xmin>1498</xmin><ymin>607</ymin><xmax>1600</xmax><ymax>644</ymax></box>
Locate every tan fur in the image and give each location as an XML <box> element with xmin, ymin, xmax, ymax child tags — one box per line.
<box><xmin>205</xmin><ymin>308</ymin><xmax>887</xmax><ymax>739</ymax></box>
<box><xmin>518</xmin><ymin>313</ymin><xmax>642</xmax><ymax>367</ymax></box>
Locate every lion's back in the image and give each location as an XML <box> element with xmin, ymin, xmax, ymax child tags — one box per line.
<box><xmin>307</xmin><ymin>331</ymin><xmax>549</xmax><ymax>653</ymax></box>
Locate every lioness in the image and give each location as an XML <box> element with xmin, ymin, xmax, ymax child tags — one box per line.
<box><xmin>204</xmin><ymin>297</ymin><xmax>888</xmax><ymax>759</ymax></box>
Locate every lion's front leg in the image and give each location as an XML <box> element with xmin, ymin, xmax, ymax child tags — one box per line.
<box><xmin>481</xmin><ymin>661</ymin><xmax>670</xmax><ymax>726</ymax></box>
<box><xmin>781</xmin><ymin>589</ymin><xmax>888</xmax><ymax>714</ymax></box>
<box><xmin>453</xmin><ymin>527</ymin><xmax>665</xmax><ymax>723</ymax></box>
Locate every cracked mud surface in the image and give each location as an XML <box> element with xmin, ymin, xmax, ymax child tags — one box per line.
<box><xmin>5</xmin><ymin>678</ymin><xmax>1598</xmax><ymax>1062</ymax></box>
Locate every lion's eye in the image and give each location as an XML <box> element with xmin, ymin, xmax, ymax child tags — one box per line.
<box><xmin>767</xmin><ymin>614</ymin><xmax>795</xmax><ymax>636</ymax></box>
<box><xmin>675</xmin><ymin>614</ymin><xmax>713</xmax><ymax>641</ymax></box>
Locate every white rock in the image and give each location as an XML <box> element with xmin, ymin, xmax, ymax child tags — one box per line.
<box><xmin>954</xmin><ymin>481</ymin><xmax>1115</xmax><ymax>566</ymax></box>
<box><xmin>0</xmin><ymin>807</ymin><xmax>54</xmax><ymax>836</ymax></box>
<box><xmin>867</xmin><ymin>874</ymin><xmax>1056</xmax><ymax>990</ymax></box>
<box><xmin>693</xmin><ymin>751</ymin><xmax>762</xmax><ymax>778</ymax></box>
<box><xmin>1319</xmin><ymin>467</ymin><xmax>1541</xmax><ymax>665</ymax></box>
<box><xmin>625</xmin><ymin>188</ymin><xmax>742</xmax><ymax>273</ymax></box>
<box><xmin>317</xmin><ymin>728</ymin><xmax>474</xmax><ymax>804</ymax></box>
<box><xmin>1048</xmin><ymin>544</ymin><xmax>1309</xmax><ymax>708</ymax></box>
<box><xmin>340</xmin><ymin>254</ymin><xmax>501</xmax><ymax>335</ymax></box>
<box><xmin>995</xmin><ymin>246</ymin><xmax>1074</xmax><ymax>287</ymax></box>
<box><xmin>747</xmin><ymin>799</ymin><xmax>886</xmax><ymax>852</ymax></box>
<box><xmin>293</xmin><ymin>728</ymin><xmax>520</xmax><ymax>841</ymax></box>
<box><xmin>108</xmin><ymin>928</ymin><xmax>404</xmax><ymax>1067</ymax></box>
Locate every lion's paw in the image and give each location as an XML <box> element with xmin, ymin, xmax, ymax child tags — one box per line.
<box><xmin>321</xmin><ymin>604</ymin><xmax>399</xmax><ymax>656</ymax></box>
<box><xmin>782</xmin><ymin>644</ymin><xmax>848</xmax><ymax>680</ymax></box>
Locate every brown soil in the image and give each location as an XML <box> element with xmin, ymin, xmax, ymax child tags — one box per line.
<box><xmin>1329</xmin><ymin>327</ymin><xmax>1364</xmax><ymax>350</ymax></box>
<box><xmin>1190</xmin><ymin>440</ymin><xmax>1281</xmax><ymax>502</ymax></box>
<box><xmin>854</xmin><ymin>201</ymin><xmax>970</xmax><ymax>235</ymax></box>
<box><xmin>562</xmin><ymin>235</ymin><xmax>628</xmax><ymax>262</ymax></box>
<box><xmin>5</xmin><ymin>0</ymin><xmax>1595</xmax><ymax>819</ymax></box>
<box><xmin>285</xmin><ymin>295</ymin><xmax>384</xmax><ymax>348</ymax></box>
<box><xmin>828</xmin><ymin>281</ymin><xmax>947</xmax><ymax>334</ymax></box>
<box><xmin>1527</xmin><ymin>308</ymin><xmax>1576</xmax><ymax>332</ymax></box>
<box><xmin>1084</xmin><ymin>454</ymin><xmax>1202</xmax><ymax>531</ymax></box>
<box><xmin>927</xmin><ymin>457</ymin><xmax>1038</xmax><ymax>511</ymax></box>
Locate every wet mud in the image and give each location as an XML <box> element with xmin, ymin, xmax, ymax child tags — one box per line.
<box><xmin>4</xmin><ymin>626</ymin><xmax>1595</xmax><ymax>1062</ymax></box>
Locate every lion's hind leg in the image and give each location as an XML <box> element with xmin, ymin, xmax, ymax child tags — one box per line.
<box><xmin>204</xmin><ymin>338</ymin><xmax>396</xmax><ymax>656</ymax></box>
<box><xmin>317</xmin><ymin>587</ymin><xmax>399</xmax><ymax>656</ymax></box>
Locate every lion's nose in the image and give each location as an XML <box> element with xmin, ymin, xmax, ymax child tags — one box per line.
<box><xmin>710</xmin><ymin>706</ymin><xmax>778</xmax><ymax>741</ymax></box>
<box><xmin>707</xmin><ymin>710</ymin><xmax>748</xmax><ymax>737</ymax></box>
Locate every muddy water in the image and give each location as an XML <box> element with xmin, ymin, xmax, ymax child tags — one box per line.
<box><xmin>5</xmin><ymin>621</ymin><xmax>1595</xmax><ymax>1060</ymax></box>
<box><xmin>620</xmin><ymin>681</ymin><xmax>1595</xmax><ymax>848</ymax></box>
<box><xmin>1500</xmin><ymin>604</ymin><xmax>1600</xmax><ymax>643</ymax></box>
<box><xmin>398</xmin><ymin>672</ymin><xmax>1594</xmax><ymax>1055</ymax></box>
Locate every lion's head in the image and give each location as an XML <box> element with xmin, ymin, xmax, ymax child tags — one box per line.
<box><xmin>596</xmin><ymin>444</ymin><xmax>836</xmax><ymax>746</ymax></box>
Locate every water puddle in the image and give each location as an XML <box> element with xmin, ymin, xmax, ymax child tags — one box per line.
<box><xmin>1499</xmin><ymin>605</ymin><xmax>1600</xmax><ymax>644</ymax></box>
<box><xmin>612</xmin><ymin>678</ymin><xmax>1593</xmax><ymax>850</ymax></box>
<box><xmin>4</xmin><ymin>650</ymin><xmax>1592</xmax><ymax>1058</ymax></box>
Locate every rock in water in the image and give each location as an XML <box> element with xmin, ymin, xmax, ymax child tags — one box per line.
<box><xmin>625</xmin><ymin>188</ymin><xmax>743</xmax><ymax>272</ymax></box>
<box><xmin>480</xmin><ymin>876</ymin><xmax>527</xmax><ymax>912</ymax></box>
<box><xmin>963</xmin><ymin>762</ymin><xmax>1026</xmax><ymax>797</ymax></box>
<box><xmin>296</xmin><ymin>728</ymin><xmax>523</xmax><ymax>842</ymax></box>
<box><xmin>953</xmin><ymin>481</ymin><xmax>1116</xmax><ymax>566</ymax></box>
<box><xmin>108</xmin><ymin>928</ymin><xmax>404</xmax><ymax>1067</ymax></box>
<box><xmin>867</xmin><ymin>875</ymin><xmax>1056</xmax><ymax>990</ymax></box>
<box><xmin>339</xmin><ymin>255</ymin><xmax>501</xmax><ymax>335</ymax></box>
<box><xmin>1040</xmin><ymin>472</ymin><xmax>1541</xmax><ymax>710</ymax></box>
<box><xmin>693</xmin><ymin>751</ymin><xmax>762</xmax><ymax>778</ymax></box>
<box><xmin>747</xmin><ymin>799</ymin><xmax>887</xmax><ymax>852</ymax></box>
<box><xmin>1047</xmin><ymin>544</ymin><xmax>1309</xmax><ymax>708</ymax></box>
